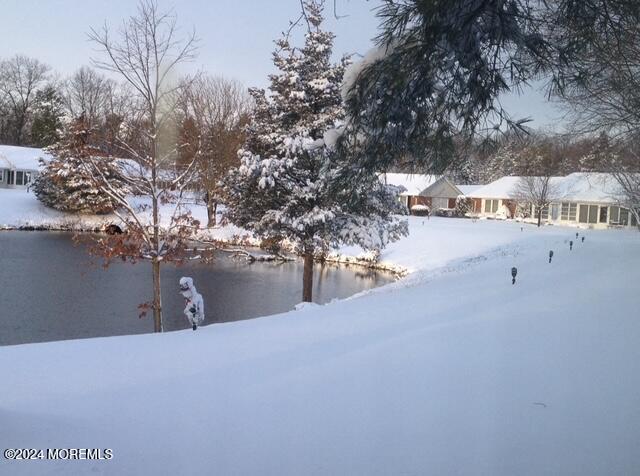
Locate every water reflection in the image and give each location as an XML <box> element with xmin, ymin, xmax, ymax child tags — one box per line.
<box><xmin>0</xmin><ymin>232</ymin><xmax>395</xmax><ymax>345</ymax></box>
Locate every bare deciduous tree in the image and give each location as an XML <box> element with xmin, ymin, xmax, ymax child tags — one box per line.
<box><xmin>86</xmin><ymin>0</ymin><xmax>202</xmax><ymax>332</ymax></box>
<box><xmin>612</xmin><ymin>170</ymin><xmax>640</xmax><ymax>229</ymax></box>
<box><xmin>0</xmin><ymin>55</ymin><xmax>50</xmax><ymax>145</ymax></box>
<box><xmin>178</xmin><ymin>75</ymin><xmax>252</xmax><ymax>226</ymax></box>
<box><xmin>63</xmin><ymin>66</ymin><xmax>113</xmax><ymax>126</ymax></box>
<box><xmin>513</xmin><ymin>175</ymin><xmax>561</xmax><ymax>227</ymax></box>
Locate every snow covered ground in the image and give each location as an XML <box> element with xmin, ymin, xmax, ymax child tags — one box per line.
<box><xmin>1</xmin><ymin>211</ymin><xmax>639</xmax><ymax>475</ymax></box>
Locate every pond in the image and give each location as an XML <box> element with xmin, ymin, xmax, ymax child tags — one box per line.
<box><xmin>0</xmin><ymin>232</ymin><xmax>395</xmax><ymax>346</ymax></box>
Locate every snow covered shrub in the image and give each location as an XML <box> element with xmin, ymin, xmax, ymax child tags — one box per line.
<box><xmin>435</xmin><ymin>208</ymin><xmax>455</xmax><ymax>217</ymax></box>
<box><xmin>515</xmin><ymin>202</ymin><xmax>531</xmax><ymax>218</ymax></box>
<box><xmin>454</xmin><ymin>197</ymin><xmax>473</xmax><ymax>217</ymax></box>
<box><xmin>33</xmin><ymin>116</ymin><xmax>127</xmax><ymax>214</ymax></box>
<box><xmin>410</xmin><ymin>204</ymin><xmax>430</xmax><ymax>216</ymax></box>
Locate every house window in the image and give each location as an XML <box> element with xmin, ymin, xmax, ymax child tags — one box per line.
<box><xmin>632</xmin><ymin>213</ymin><xmax>638</xmax><ymax>227</ymax></box>
<box><xmin>16</xmin><ymin>171</ymin><xmax>24</xmax><ymax>186</ymax></box>
<box><xmin>551</xmin><ymin>204</ymin><xmax>560</xmax><ymax>220</ymax></box>
<box><xmin>579</xmin><ymin>204</ymin><xmax>599</xmax><ymax>224</ymax></box>
<box><xmin>610</xmin><ymin>206</ymin><xmax>620</xmax><ymax>224</ymax></box>
<box><xmin>599</xmin><ymin>206</ymin><xmax>608</xmax><ymax>223</ymax></box>
<box><xmin>484</xmin><ymin>199</ymin><xmax>499</xmax><ymax>213</ymax></box>
<box><xmin>0</xmin><ymin>170</ymin><xmax>3</xmax><ymax>182</ymax></box>
<box><xmin>561</xmin><ymin>202</ymin><xmax>577</xmax><ymax>221</ymax></box>
<box><xmin>6</xmin><ymin>170</ymin><xmax>15</xmax><ymax>185</ymax></box>
<box><xmin>620</xmin><ymin>208</ymin><xmax>629</xmax><ymax>225</ymax></box>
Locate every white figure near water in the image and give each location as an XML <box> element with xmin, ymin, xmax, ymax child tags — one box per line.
<box><xmin>179</xmin><ymin>277</ymin><xmax>205</xmax><ymax>331</ymax></box>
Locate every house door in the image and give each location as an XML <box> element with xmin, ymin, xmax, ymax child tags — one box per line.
<box><xmin>551</xmin><ymin>204</ymin><xmax>560</xmax><ymax>220</ymax></box>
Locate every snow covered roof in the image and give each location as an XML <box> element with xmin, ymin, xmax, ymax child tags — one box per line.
<box><xmin>468</xmin><ymin>176</ymin><xmax>527</xmax><ymax>199</ymax></box>
<box><xmin>380</xmin><ymin>173</ymin><xmax>441</xmax><ymax>196</ymax></box>
<box><xmin>0</xmin><ymin>145</ymin><xmax>50</xmax><ymax>171</ymax></box>
<box><xmin>556</xmin><ymin>172</ymin><xmax>625</xmax><ymax>204</ymax></box>
<box><xmin>456</xmin><ymin>184</ymin><xmax>482</xmax><ymax>196</ymax></box>
<box><xmin>469</xmin><ymin>173</ymin><xmax>629</xmax><ymax>204</ymax></box>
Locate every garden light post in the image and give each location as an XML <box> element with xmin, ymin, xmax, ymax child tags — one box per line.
<box><xmin>511</xmin><ymin>267</ymin><xmax>518</xmax><ymax>285</ymax></box>
<box><xmin>549</xmin><ymin>250</ymin><xmax>554</xmax><ymax>263</ymax></box>
<box><xmin>569</xmin><ymin>240</ymin><xmax>573</xmax><ymax>250</ymax></box>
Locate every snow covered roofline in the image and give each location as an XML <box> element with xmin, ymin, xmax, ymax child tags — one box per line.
<box><xmin>379</xmin><ymin>173</ymin><xmax>441</xmax><ymax>196</ymax></box>
<box><xmin>469</xmin><ymin>176</ymin><xmax>531</xmax><ymax>199</ymax></box>
<box><xmin>456</xmin><ymin>184</ymin><xmax>482</xmax><ymax>196</ymax></box>
<box><xmin>469</xmin><ymin>172</ymin><xmax>630</xmax><ymax>204</ymax></box>
<box><xmin>0</xmin><ymin>145</ymin><xmax>50</xmax><ymax>170</ymax></box>
<box><xmin>556</xmin><ymin>172</ymin><xmax>628</xmax><ymax>204</ymax></box>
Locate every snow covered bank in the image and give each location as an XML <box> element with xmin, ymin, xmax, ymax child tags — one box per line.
<box><xmin>1</xmin><ymin>219</ymin><xmax>638</xmax><ymax>475</ymax></box>
<box><xmin>0</xmin><ymin>188</ymin><xmax>255</xmax><ymax>245</ymax></box>
<box><xmin>0</xmin><ymin>188</ymin><xmax>111</xmax><ymax>231</ymax></box>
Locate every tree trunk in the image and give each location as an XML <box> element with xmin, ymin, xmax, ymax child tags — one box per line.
<box><xmin>537</xmin><ymin>209</ymin><xmax>542</xmax><ymax>227</ymax></box>
<box><xmin>152</xmin><ymin>258</ymin><xmax>163</xmax><ymax>332</ymax></box>
<box><xmin>207</xmin><ymin>199</ymin><xmax>217</xmax><ymax>227</ymax></box>
<box><xmin>302</xmin><ymin>250</ymin><xmax>314</xmax><ymax>303</ymax></box>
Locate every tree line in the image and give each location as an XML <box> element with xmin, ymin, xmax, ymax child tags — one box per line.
<box><xmin>1</xmin><ymin>56</ymin><xmax>251</xmax><ymax>225</ymax></box>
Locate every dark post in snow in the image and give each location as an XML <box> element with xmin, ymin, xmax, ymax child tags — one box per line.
<box><xmin>569</xmin><ymin>240</ymin><xmax>573</xmax><ymax>250</ymax></box>
<box><xmin>511</xmin><ymin>267</ymin><xmax>518</xmax><ymax>285</ymax></box>
<box><xmin>581</xmin><ymin>236</ymin><xmax>585</xmax><ymax>243</ymax></box>
<box><xmin>549</xmin><ymin>250</ymin><xmax>554</xmax><ymax>263</ymax></box>
<box><xmin>576</xmin><ymin>232</ymin><xmax>579</xmax><ymax>239</ymax></box>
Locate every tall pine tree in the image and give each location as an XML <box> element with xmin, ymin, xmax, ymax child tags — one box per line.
<box><xmin>224</xmin><ymin>0</ymin><xmax>407</xmax><ymax>302</ymax></box>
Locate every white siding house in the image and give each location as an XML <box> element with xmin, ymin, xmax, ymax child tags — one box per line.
<box><xmin>468</xmin><ymin>173</ymin><xmax>638</xmax><ymax>228</ymax></box>
<box><xmin>0</xmin><ymin>145</ymin><xmax>48</xmax><ymax>189</ymax></box>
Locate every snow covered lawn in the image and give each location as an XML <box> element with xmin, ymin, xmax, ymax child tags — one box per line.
<box><xmin>1</xmin><ymin>216</ymin><xmax>638</xmax><ymax>475</ymax></box>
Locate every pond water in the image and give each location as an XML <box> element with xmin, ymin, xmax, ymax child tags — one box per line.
<box><xmin>0</xmin><ymin>232</ymin><xmax>394</xmax><ymax>346</ymax></box>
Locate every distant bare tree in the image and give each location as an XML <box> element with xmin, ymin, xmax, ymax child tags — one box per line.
<box><xmin>612</xmin><ymin>170</ymin><xmax>640</xmax><ymax>229</ymax></box>
<box><xmin>86</xmin><ymin>0</ymin><xmax>202</xmax><ymax>332</ymax></box>
<box><xmin>0</xmin><ymin>55</ymin><xmax>50</xmax><ymax>145</ymax></box>
<box><xmin>178</xmin><ymin>75</ymin><xmax>252</xmax><ymax>226</ymax></box>
<box><xmin>605</xmin><ymin>143</ymin><xmax>640</xmax><ymax>229</ymax></box>
<box><xmin>63</xmin><ymin>66</ymin><xmax>113</xmax><ymax>126</ymax></box>
<box><xmin>513</xmin><ymin>175</ymin><xmax>562</xmax><ymax>227</ymax></box>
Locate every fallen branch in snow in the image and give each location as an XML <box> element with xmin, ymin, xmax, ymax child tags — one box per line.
<box><xmin>219</xmin><ymin>248</ymin><xmax>295</xmax><ymax>263</ymax></box>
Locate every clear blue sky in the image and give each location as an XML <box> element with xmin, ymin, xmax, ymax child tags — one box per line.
<box><xmin>0</xmin><ymin>0</ymin><xmax>562</xmax><ymax>129</ymax></box>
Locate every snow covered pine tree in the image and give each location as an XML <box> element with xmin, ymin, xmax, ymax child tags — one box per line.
<box><xmin>33</xmin><ymin>115</ymin><xmax>126</xmax><ymax>214</ymax></box>
<box><xmin>224</xmin><ymin>0</ymin><xmax>407</xmax><ymax>303</ymax></box>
